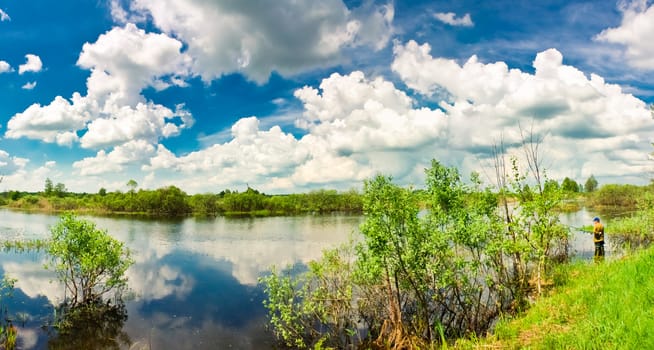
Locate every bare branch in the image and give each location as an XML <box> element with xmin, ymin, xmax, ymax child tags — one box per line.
<box><xmin>519</xmin><ymin>123</ymin><xmax>547</xmax><ymax>193</ymax></box>
<box><xmin>491</xmin><ymin>136</ymin><xmax>513</xmax><ymax>225</ymax></box>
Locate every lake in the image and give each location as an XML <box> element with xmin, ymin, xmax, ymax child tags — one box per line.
<box><xmin>0</xmin><ymin>208</ymin><xmax>605</xmax><ymax>349</ymax></box>
<box><xmin>0</xmin><ymin>209</ymin><xmax>364</xmax><ymax>349</ymax></box>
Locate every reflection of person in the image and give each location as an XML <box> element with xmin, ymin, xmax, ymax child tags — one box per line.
<box><xmin>592</xmin><ymin>217</ymin><xmax>605</xmax><ymax>260</ymax></box>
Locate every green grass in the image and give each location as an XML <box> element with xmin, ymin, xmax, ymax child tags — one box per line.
<box><xmin>468</xmin><ymin>248</ymin><xmax>654</xmax><ymax>349</ymax></box>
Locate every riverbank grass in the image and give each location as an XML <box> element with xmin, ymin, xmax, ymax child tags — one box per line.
<box><xmin>468</xmin><ymin>247</ymin><xmax>654</xmax><ymax>349</ymax></box>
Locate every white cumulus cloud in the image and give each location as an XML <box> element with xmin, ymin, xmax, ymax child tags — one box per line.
<box><xmin>0</xmin><ymin>60</ymin><xmax>11</xmax><ymax>73</ymax></box>
<box><xmin>78</xmin><ymin>23</ymin><xmax>192</xmax><ymax>105</ymax></box>
<box><xmin>73</xmin><ymin>139</ymin><xmax>157</xmax><ymax>176</ymax></box>
<box><xmin>22</xmin><ymin>81</ymin><xmax>37</xmax><ymax>90</ymax></box>
<box><xmin>117</xmin><ymin>0</ymin><xmax>394</xmax><ymax>83</ymax></box>
<box><xmin>0</xmin><ymin>160</ymin><xmax>63</xmax><ymax>192</ymax></box>
<box><xmin>5</xmin><ymin>24</ymin><xmax>193</xmax><ymax>157</ymax></box>
<box><xmin>0</xmin><ymin>8</ymin><xmax>9</xmax><ymax>21</ymax></box>
<box><xmin>391</xmin><ymin>40</ymin><xmax>653</xmax><ymax>183</ymax></box>
<box><xmin>595</xmin><ymin>0</ymin><xmax>654</xmax><ymax>70</ymax></box>
<box><xmin>294</xmin><ymin>71</ymin><xmax>447</xmax><ymax>154</ymax></box>
<box><xmin>5</xmin><ymin>95</ymin><xmax>86</xmax><ymax>146</ymax></box>
<box><xmin>18</xmin><ymin>54</ymin><xmax>43</xmax><ymax>74</ymax></box>
<box><xmin>144</xmin><ymin>117</ymin><xmax>310</xmax><ymax>191</ymax></box>
<box><xmin>434</xmin><ymin>12</ymin><xmax>474</xmax><ymax>27</ymax></box>
<box><xmin>143</xmin><ymin>71</ymin><xmax>449</xmax><ymax>192</ymax></box>
<box><xmin>134</xmin><ymin>43</ymin><xmax>653</xmax><ymax>192</ymax></box>
<box><xmin>80</xmin><ymin>103</ymin><xmax>191</xmax><ymax>149</ymax></box>
<box><xmin>0</xmin><ymin>149</ymin><xmax>27</xmax><ymax>175</ymax></box>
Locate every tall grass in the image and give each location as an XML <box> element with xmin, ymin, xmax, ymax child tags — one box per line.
<box><xmin>603</xmin><ymin>193</ymin><xmax>654</xmax><ymax>250</ymax></box>
<box><xmin>483</xmin><ymin>247</ymin><xmax>654</xmax><ymax>349</ymax></box>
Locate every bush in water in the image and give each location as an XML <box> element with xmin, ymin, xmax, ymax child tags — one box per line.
<box><xmin>47</xmin><ymin>214</ymin><xmax>133</xmax><ymax>307</ymax></box>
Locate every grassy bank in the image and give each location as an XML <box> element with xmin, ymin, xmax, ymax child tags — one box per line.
<box><xmin>463</xmin><ymin>247</ymin><xmax>654</xmax><ymax>349</ymax></box>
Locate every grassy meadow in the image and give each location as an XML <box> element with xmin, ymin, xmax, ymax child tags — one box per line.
<box><xmin>457</xmin><ymin>246</ymin><xmax>654</xmax><ymax>349</ymax></box>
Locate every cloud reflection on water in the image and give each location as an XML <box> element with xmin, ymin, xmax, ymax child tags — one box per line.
<box><xmin>0</xmin><ymin>210</ymin><xmax>361</xmax><ymax>348</ymax></box>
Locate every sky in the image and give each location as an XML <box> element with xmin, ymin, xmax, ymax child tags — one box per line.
<box><xmin>0</xmin><ymin>0</ymin><xmax>653</xmax><ymax>194</ymax></box>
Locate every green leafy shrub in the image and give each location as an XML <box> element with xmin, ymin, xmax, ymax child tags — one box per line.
<box><xmin>47</xmin><ymin>214</ymin><xmax>133</xmax><ymax>306</ymax></box>
<box><xmin>262</xmin><ymin>159</ymin><xmax>570</xmax><ymax>348</ymax></box>
<box><xmin>260</xmin><ymin>246</ymin><xmax>358</xmax><ymax>349</ymax></box>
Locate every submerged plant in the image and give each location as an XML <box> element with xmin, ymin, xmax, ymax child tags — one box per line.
<box><xmin>1</xmin><ymin>277</ymin><xmax>17</xmax><ymax>350</ymax></box>
<box><xmin>48</xmin><ymin>301</ymin><xmax>131</xmax><ymax>349</ymax></box>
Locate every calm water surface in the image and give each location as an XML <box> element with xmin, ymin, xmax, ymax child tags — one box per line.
<box><xmin>0</xmin><ymin>210</ymin><xmax>363</xmax><ymax>349</ymax></box>
<box><xmin>560</xmin><ymin>207</ymin><xmax>616</xmax><ymax>259</ymax></box>
<box><xmin>0</xmin><ymin>208</ymin><xmax>608</xmax><ymax>349</ymax></box>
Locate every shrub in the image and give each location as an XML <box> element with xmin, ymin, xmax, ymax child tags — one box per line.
<box><xmin>47</xmin><ymin>214</ymin><xmax>133</xmax><ymax>306</ymax></box>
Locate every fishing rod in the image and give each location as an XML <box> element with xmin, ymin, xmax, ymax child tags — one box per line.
<box><xmin>564</xmin><ymin>224</ymin><xmax>595</xmax><ymax>234</ymax></box>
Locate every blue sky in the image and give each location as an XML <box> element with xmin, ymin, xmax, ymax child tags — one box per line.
<box><xmin>0</xmin><ymin>0</ymin><xmax>653</xmax><ymax>194</ymax></box>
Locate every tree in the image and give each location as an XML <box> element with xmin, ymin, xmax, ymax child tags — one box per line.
<box><xmin>54</xmin><ymin>182</ymin><xmax>67</xmax><ymax>197</ymax></box>
<box><xmin>561</xmin><ymin>177</ymin><xmax>580</xmax><ymax>193</ymax></box>
<box><xmin>493</xmin><ymin>128</ymin><xmax>568</xmax><ymax>298</ymax></box>
<box><xmin>44</xmin><ymin>178</ymin><xmax>54</xmax><ymax>196</ymax></box>
<box><xmin>98</xmin><ymin>188</ymin><xmax>107</xmax><ymax>196</ymax></box>
<box><xmin>126</xmin><ymin>179</ymin><xmax>137</xmax><ymax>193</ymax></box>
<box><xmin>585</xmin><ymin>175</ymin><xmax>598</xmax><ymax>193</ymax></box>
<box><xmin>47</xmin><ymin>214</ymin><xmax>133</xmax><ymax>306</ymax></box>
<box><xmin>544</xmin><ymin>179</ymin><xmax>560</xmax><ymax>193</ymax></box>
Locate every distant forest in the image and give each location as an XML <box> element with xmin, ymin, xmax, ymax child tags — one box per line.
<box><xmin>0</xmin><ymin>174</ymin><xmax>646</xmax><ymax>218</ymax></box>
<box><xmin>0</xmin><ymin>178</ymin><xmax>363</xmax><ymax>217</ymax></box>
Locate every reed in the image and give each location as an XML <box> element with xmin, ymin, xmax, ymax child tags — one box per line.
<box><xmin>1</xmin><ymin>239</ymin><xmax>50</xmax><ymax>253</ymax></box>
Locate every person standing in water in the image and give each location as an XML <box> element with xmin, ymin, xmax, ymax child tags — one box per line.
<box><xmin>592</xmin><ymin>217</ymin><xmax>605</xmax><ymax>260</ymax></box>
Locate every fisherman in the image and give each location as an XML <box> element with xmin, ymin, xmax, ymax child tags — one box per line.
<box><xmin>592</xmin><ymin>217</ymin><xmax>605</xmax><ymax>260</ymax></box>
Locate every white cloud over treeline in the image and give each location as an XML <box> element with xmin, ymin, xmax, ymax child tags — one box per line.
<box><xmin>391</xmin><ymin>41</ymin><xmax>651</xmax><ymax>182</ymax></box>
<box><xmin>138</xmin><ymin>43</ymin><xmax>652</xmax><ymax>193</ymax></box>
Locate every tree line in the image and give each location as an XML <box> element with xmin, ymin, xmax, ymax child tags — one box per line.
<box><xmin>0</xmin><ymin>173</ymin><xmax>601</xmax><ymax>218</ymax></box>
<box><xmin>545</xmin><ymin>174</ymin><xmax>598</xmax><ymax>194</ymax></box>
<box><xmin>0</xmin><ymin>180</ymin><xmax>364</xmax><ymax>217</ymax></box>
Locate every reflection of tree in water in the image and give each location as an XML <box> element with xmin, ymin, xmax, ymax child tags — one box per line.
<box><xmin>48</xmin><ymin>302</ymin><xmax>131</xmax><ymax>350</ymax></box>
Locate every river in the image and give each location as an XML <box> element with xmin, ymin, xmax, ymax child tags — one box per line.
<box><xmin>0</xmin><ymin>208</ymin><xmax>605</xmax><ymax>349</ymax></box>
<box><xmin>0</xmin><ymin>209</ymin><xmax>364</xmax><ymax>349</ymax></box>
